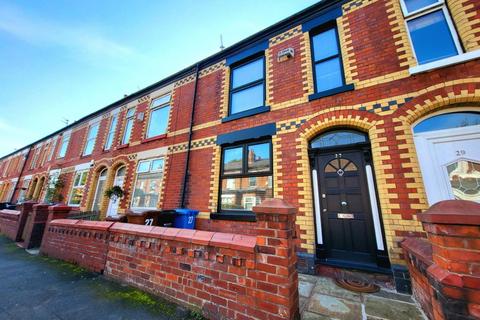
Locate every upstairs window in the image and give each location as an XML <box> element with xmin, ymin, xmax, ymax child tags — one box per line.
<box><xmin>146</xmin><ymin>95</ymin><xmax>171</xmax><ymax>138</ymax></box>
<box><xmin>229</xmin><ymin>57</ymin><xmax>265</xmax><ymax>115</ymax></box>
<box><xmin>122</xmin><ymin>108</ymin><xmax>135</xmax><ymax>145</ymax></box>
<box><xmin>104</xmin><ymin>114</ymin><xmax>118</xmax><ymax>150</ymax></box>
<box><xmin>47</xmin><ymin>138</ymin><xmax>57</xmax><ymax>162</ymax></box>
<box><xmin>83</xmin><ymin>123</ymin><xmax>100</xmax><ymax>156</ymax></box>
<box><xmin>220</xmin><ymin>140</ymin><xmax>273</xmax><ymax>212</ymax></box>
<box><xmin>30</xmin><ymin>148</ymin><xmax>40</xmax><ymax>169</ymax></box>
<box><xmin>131</xmin><ymin>158</ymin><xmax>164</xmax><ymax>210</ymax></box>
<box><xmin>68</xmin><ymin>170</ymin><xmax>89</xmax><ymax>206</ymax></box>
<box><xmin>311</xmin><ymin>26</ymin><xmax>346</xmax><ymax>93</ymax></box>
<box><xmin>400</xmin><ymin>0</ymin><xmax>461</xmax><ymax>65</ymax></box>
<box><xmin>58</xmin><ymin>134</ymin><xmax>70</xmax><ymax>158</ymax></box>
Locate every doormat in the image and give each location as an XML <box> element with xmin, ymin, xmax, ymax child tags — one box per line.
<box><xmin>334</xmin><ymin>277</ymin><xmax>380</xmax><ymax>293</ymax></box>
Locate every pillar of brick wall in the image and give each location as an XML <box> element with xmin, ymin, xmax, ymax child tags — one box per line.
<box><xmin>253</xmin><ymin>198</ymin><xmax>300</xmax><ymax>320</ymax></box>
<box><xmin>22</xmin><ymin>204</ymin><xmax>50</xmax><ymax>249</ymax></box>
<box><xmin>403</xmin><ymin>200</ymin><xmax>480</xmax><ymax>320</ymax></box>
<box><xmin>12</xmin><ymin>201</ymin><xmax>37</xmax><ymax>242</ymax></box>
<box><xmin>47</xmin><ymin>204</ymin><xmax>72</xmax><ymax>222</ymax></box>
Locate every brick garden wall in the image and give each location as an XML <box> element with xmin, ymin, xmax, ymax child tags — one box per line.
<box><xmin>402</xmin><ymin>200</ymin><xmax>480</xmax><ymax>319</ymax></box>
<box><xmin>39</xmin><ymin>199</ymin><xmax>300</xmax><ymax>320</ymax></box>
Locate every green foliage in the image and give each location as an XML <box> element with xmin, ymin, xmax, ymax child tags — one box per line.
<box><xmin>44</xmin><ymin>175</ymin><xmax>65</xmax><ymax>204</ymax></box>
<box><xmin>104</xmin><ymin>185</ymin><xmax>124</xmax><ymax>199</ymax></box>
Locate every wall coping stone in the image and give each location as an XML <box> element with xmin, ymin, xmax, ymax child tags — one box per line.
<box><xmin>33</xmin><ymin>204</ymin><xmax>50</xmax><ymax>209</ymax></box>
<box><xmin>253</xmin><ymin>198</ymin><xmax>296</xmax><ymax>215</ymax></box>
<box><xmin>417</xmin><ymin>200</ymin><xmax>480</xmax><ymax>226</ymax></box>
<box><xmin>401</xmin><ymin>238</ymin><xmax>433</xmax><ymax>267</ymax></box>
<box><xmin>0</xmin><ymin>209</ymin><xmax>21</xmax><ymax>217</ymax></box>
<box><xmin>48</xmin><ymin>204</ymin><xmax>73</xmax><ymax>212</ymax></box>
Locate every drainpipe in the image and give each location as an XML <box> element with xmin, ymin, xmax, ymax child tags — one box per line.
<box><xmin>180</xmin><ymin>63</ymin><xmax>200</xmax><ymax>208</ymax></box>
<box><xmin>9</xmin><ymin>147</ymin><xmax>32</xmax><ymax>204</ymax></box>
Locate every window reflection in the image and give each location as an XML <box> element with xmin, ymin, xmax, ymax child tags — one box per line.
<box><xmin>220</xmin><ymin>176</ymin><xmax>273</xmax><ymax>211</ymax></box>
<box><xmin>414</xmin><ymin>112</ymin><xmax>480</xmax><ymax>133</ymax></box>
<box><xmin>311</xmin><ymin>130</ymin><xmax>367</xmax><ymax>149</ymax></box>
<box><xmin>447</xmin><ymin>160</ymin><xmax>480</xmax><ymax>202</ymax></box>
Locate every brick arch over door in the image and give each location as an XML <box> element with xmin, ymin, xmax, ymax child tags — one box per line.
<box><xmin>392</xmin><ymin>85</ymin><xmax>480</xmax><ymax>208</ymax></box>
<box><xmin>286</xmin><ymin>110</ymin><xmax>399</xmax><ymax>256</ymax></box>
<box><xmin>84</xmin><ymin>164</ymin><xmax>110</xmax><ymax>216</ymax></box>
<box><xmin>103</xmin><ymin>158</ymin><xmax>130</xmax><ymax>218</ymax></box>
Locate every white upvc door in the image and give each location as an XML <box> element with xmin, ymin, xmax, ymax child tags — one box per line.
<box><xmin>414</xmin><ymin>125</ymin><xmax>480</xmax><ymax>205</ymax></box>
<box><xmin>106</xmin><ymin>175</ymin><xmax>124</xmax><ymax>217</ymax></box>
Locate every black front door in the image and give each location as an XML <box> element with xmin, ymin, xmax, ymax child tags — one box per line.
<box><xmin>314</xmin><ymin>149</ymin><xmax>378</xmax><ymax>265</ymax></box>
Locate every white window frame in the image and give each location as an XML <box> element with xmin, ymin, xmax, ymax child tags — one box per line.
<box><xmin>30</xmin><ymin>148</ymin><xmax>40</xmax><ymax>169</ymax></box>
<box><xmin>47</xmin><ymin>137</ymin><xmax>57</xmax><ymax>162</ymax></box>
<box><xmin>122</xmin><ymin>108</ymin><xmax>135</xmax><ymax>145</ymax></box>
<box><xmin>68</xmin><ymin>169</ymin><xmax>89</xmax><ymax>206</ymax></box>
<box><xmin>18</xmin><ymin>178</ymin><xmax>31</xmax><ymax>202</ymax></box>
<box><xmin>104</xmin><ymin>114</ymin><xmax>118</xmax><ymax>150</ymax></box>
<box><xmin>146</xmin><ymin>95</ymin><xmax>171</xmax><ymax>139</ymax></box>
<box><xmin>58</xmin><ymin>134</ymin><xmax>71</xmax><ymax>159</ymax></box>
<box><xmin>400</xmin><ymin>0</ymin><xmax>462</xmax><ymax>66</ymax></box>
<box><xmin>130</xmin><ymin>157</ymin><xmax>164</xmax><ymax>211</ymax></box>
<box><xmin>83</xmin><ymin>122</ymin><xmax>100</xmax><ymax>156</ymax></box>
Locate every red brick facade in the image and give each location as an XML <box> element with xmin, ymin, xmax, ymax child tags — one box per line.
<box><xmin>1</xmin><ymin>0</ymin><xmax>480</xmax><ymax>275</ymax></box>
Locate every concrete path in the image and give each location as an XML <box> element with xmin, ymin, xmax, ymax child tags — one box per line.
<box><xmin>0</xmin><ymin>236</ymin><xmax>202</xmax><ymax>320</ymax></box>
<box><xmin>299</xmin><ymin>273</ymin><xmax>426</xmax><ymax>320</ymax></box>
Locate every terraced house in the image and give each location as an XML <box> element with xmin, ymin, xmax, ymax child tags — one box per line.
<box><xmin>1</xmin><ymin>0</ymin><xmax>479</xmax><ymax>292</ymax></box>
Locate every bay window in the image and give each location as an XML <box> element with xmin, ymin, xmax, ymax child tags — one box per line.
<box><xmin>131</xmin><ymin>158</ymin><xmax>164</xmax><ymax>210</ymax></box>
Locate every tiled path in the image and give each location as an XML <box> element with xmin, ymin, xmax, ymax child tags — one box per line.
<box><xmin>299</xmin><ymin>274</ymin><xmax>427</xmax><ymax>320</ymax></box>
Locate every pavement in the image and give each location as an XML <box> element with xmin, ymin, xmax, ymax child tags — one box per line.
<box><xmin>0</xmin><ymin>236</ymin><xmax>202</xmax><ymax>320</ymax></box>
<box><xmin>299</xmin><ymin>273</ymin><xmax>427</xmax><ymax>320</ymax></box>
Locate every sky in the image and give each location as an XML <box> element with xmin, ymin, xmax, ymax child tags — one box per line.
<box><xmin>0</xmin><ymin>0</ymin><xmax>318</xmax><ymax>157</ymax></box>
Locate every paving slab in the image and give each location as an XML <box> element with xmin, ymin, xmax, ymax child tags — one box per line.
<box><xmin>365</xmin><ymin>295</ymin><xmax>425</xmax><ymax>320</ymax></box>
<box><xmin>312</xmin><ymin>277</ymin><xmax>362</xmax><ymax>302</ymax></box>
<box><xmin>306</xmin><ymin>293</ymin><xmax>363</xmax><ymax>320</ymax></box>
<box><xmin>0</xmin><ymin>236</ymin><xmax>202</xmax><ymax>320</ymax></box>
<box><xmin>299</xmin><ymin>280</ymin><xmax>315</xmax><ymax>297</ymax></box>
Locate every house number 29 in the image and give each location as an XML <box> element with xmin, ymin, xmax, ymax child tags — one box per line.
<box><xmin>456</xmin><ymin>150</ymin><xmax>466</xmax><ymax>156</ymax></box>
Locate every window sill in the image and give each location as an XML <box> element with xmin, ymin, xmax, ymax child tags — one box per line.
<box><xmin>221</xmin><ymin>105</ymin><xmax>270</xmax><ymax>123</ymax></box>
<box><xmin>308</xmin><ymin>84</ymin><xmax>355</xmax><ymax>101</ymax></box>
<box><xmin>409</xmin><ymin>50</ymin><xmax>480</xmax><ymax>75</ymax></box>
<box><xmin>142</xmin><ymin>134</ymin><xmax>167</xmax><ymax>144</ymax></box>
<box><xmin>116</xmin><ymin>143</ymin><xmax>129</xmax><ymax>150</ymax></box>
<box><xmin>210</xmin><ymin>212</ymin><xmax>256</xmax><ymax>222</ymax></box>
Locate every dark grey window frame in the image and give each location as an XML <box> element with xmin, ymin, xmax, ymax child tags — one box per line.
<box><xmin>308</xmin><ymin>22</ymin><xmax>354</xmax><ymax>101</ymax></box>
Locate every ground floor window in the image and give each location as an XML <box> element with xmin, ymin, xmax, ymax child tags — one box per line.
<box><xmin>219</xmin><ymin>140</ymin><xmax>273</xmax><ymax>212</ymax></box>
<box><xmin>68</xmin><ymin>170</ymin><xmax>89</xmax><ymax>206</ymax></box>
<box><xmin>131</xmin><ymin>158</ymin><xmax>164</xmax><ymax>210</ymax></box>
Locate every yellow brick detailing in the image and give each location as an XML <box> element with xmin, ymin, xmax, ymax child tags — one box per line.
<box><xmin>343</xmin><ymin>0</ymin><xmax>379</xmax><ymax>14</ymax></box>
<box><xmin>337</xmin><ymin>15</ymin><xmax>358</xmax><ymax>83</ymax></box>
<box><xmin>386</xmin><ymin>0</ymin><xmax>416</xmax><ymax>68</ymax></box>
<box><xmin>174</xmin><ymin>74</ymin><xmax>196</xmax><ymax>88</ymax></box>
<box><xmin>199</xmin><ymin>60</ymin><xmax>226</xmax><ymax>78</ymax></box>
<box><xmin>168</xmin><ymin>120</ymin><xmax>221</xmax><ymax>138</ymax></box>
<box><xmin>168</xmin><ymin>136</ymin><xmax>216</xmax><ymax>154</ymax></box>
<box><xmin>295</xmin><ymin>116</ymin><xmax>405</xmax><ymax>261</ymax></box>
<box><xmin>448</xmin><ymin>0</ymin><xmax>480</xmax><ymax>51</ymax></box>
<box><xmin>355</xmin><ymin>70</ymin><xmax>410</xmax><ymax>89</ymax></box>
<box><xmin>272</xmin><ymin>134</ymin><xmax>283</xmax><ymax>198</ymax></box>
<box><xmin>208</xmin><ymin>146</ymin><xmax>221</xmax><ymax>212</ymax></box>
<box><xmin>265</xmin><ymin>48</ymin><xmax>273</xmax><ymax>106</ymax></box>
<box><xmin>220</xmin><ymin>66</ymin><xmax>230</xmax><ymax>118</ymax></box>
<box><xmin>157</xmin><ymin>154</ymin><xmax>169</xmax><ymax>209</ymax></box>
<box><xmin>269</xmin><ymin>26</ymin><xmax>302</xmax><ymax>46</ymax></box>
<box><xmin>301</xmin><ymin>32</ymin><xmax>315</xmax><ymax>98</ymax></box>
<box><xmin>83</xmin><ymin>163</ymin><xmax>109</xmax><ymax>217</ymax></box>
